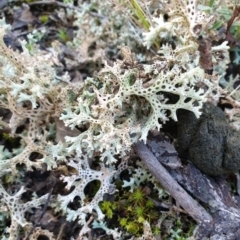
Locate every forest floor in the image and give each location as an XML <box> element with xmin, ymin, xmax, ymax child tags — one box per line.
<box><xmin>0</xmin><ymin>1</ymin><xmax>240</xmax><ymax>240</ymax></box>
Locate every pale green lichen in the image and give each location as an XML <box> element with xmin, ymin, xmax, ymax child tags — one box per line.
<box><xmin>61</xmin><ymin>57</ymin><xmax>206</xmax><ymax>164</ymax></box>
<box><xmin>0</xmin><ymin>184</ymin><xmax>48</xmax><ymax>240</ymax></box>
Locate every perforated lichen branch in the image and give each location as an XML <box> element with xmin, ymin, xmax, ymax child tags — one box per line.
<box><xmin>0</xmin><ymin>135</ymin><xmax>67</xmax><ymax>177</ymax></box>
<box><xmin>57</xmin><ymin>155</ymin><xmax>116</xmax><ymax>222</ymax></box>
<box><xmin>25</xmin><ymin>227</ymin><xmax>55</xmax><ymax>240</ymax></box>
<box><xmin>0</xmin><ymin>184</ymin><xmax>48</xmax><ymax>240</ymax></box>
<box><xmin>61</xmin><ymin>51</ymin><xmax>207</xmax><ymax>164</ymax></box>
<box><xmin>143</xmin><ymin>0</ymin><xmax>214</xmax><ymax>49</ymax></box>
<box><xmin>0</xmin><ymin>23</ymin><xmax>77</xmax><ymax>176</ymax></box>
<box><xmin>0</xmin><ymin>24</ymin><xmax>78</xmax><ymax>140</ymax></box>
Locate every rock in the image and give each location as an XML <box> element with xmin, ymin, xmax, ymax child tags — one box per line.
<box><xmin>177</xmin><ymin>103</ymin><xmax>240</xmax><ymax>175</ymax></box>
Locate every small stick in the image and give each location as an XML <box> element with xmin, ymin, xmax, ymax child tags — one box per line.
<box><xmin>133</xmin><ymin>141</ymin><xmax>213</xmax><ymax>223</ymax></box>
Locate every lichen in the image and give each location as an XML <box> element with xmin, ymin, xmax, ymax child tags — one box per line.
<box><xmin>0</xmin><ymin>0</ymin><xmax>238</xmax><ymax>238</ymax></box>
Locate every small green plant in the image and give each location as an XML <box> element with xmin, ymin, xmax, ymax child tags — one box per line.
<box><xmin>100</xmin><ymin>201</ymin><xmax>117</xmax><ymax>219</ymax></box>
<box><xmin>39</xmin><ymin>15</ymin><xmax>49</xmax><ymax>24</ymax></box>
<box><xmin>121</xmin><ymin>0</ymin><xmax>150</xmax><ymax>31</ymax></box>
<box><xmin>120</xmin><ymin>0</ymin><xmax>160</xmax><ymax>49</ymax></box>
<box><xmin>2</xmin><ymin>133</ymin><xmax>17</xmax><ymax>145</ymax></box>
<box><xmin>100</xmin><ymin>187</ymin><xmax>159</xmax><ymax>236</ymax></box>
<box><xmin>57</xmin><ymin>29</ymin><xmax>70</xmax><ymax>43</ymax></box>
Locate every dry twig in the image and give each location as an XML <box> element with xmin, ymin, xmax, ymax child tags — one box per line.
<box><xmin>133</xmin><ymin>141</ymin><xmax>213</xmax><ymax>223</ymax></box>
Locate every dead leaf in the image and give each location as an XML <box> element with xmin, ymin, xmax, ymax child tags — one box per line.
<box><xmin>12</xmin><ymin>3</ymin><xmax>36</xmax><ymax>30</ymax></box>
<box><xmin>55</xmin><ymin>117</ymin><xmax>80</xmax><ymax>142</ymax></box>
